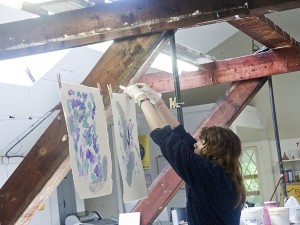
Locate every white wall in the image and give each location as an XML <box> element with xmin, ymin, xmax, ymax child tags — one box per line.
<box><xmin>28</xmin><ymin>191</ymin><xmax>60</xmax><ymax>225</ymax></box>
<box><xmin>232</xmin><ymin>107</ymin><xmax>277</xmax><ymax>204</ymax></box>
<box><xmin>0</xmin><ymin>109</ymin><xmax>62</xmax><ymax>225</ymax></box>
<box><xmin>0</xmin><ymin>161</ymin><xmax>60</xmax><ymax>225</ymax></box>
<box><xmin>0</xmin><ymin>47</ymin><xmax>101</xmax><ymax>156</ymax></box>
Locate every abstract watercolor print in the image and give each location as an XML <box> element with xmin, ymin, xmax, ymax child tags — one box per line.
<box><xmin>60</xmin><ymin>83</ymin><xmax>112</xmax><ymax>199</ymax></box>
<box><xmin>111</xmin><ymin>93</ymin><xmax>147</xmax><ymax>202</ymax></box>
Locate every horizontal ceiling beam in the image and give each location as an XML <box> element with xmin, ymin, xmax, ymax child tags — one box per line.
<box><xmin>1</xmin><ymin>0</ymin><xmax>300</xmax><ymax>60</ymax></box>
<box><xmin>228</xmin><ymin>15</ymin><xmax>299</xmax><ymax>49</ymax></box>
<box><xmin>139</xmin><ymin>46</ymin><xmax>300</xmax><ymax>93</ymax></box>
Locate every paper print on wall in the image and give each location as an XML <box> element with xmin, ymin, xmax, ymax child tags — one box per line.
<box><xmin>60</xmin><ymin>83</ymin><xmax>112</xmax><ymax>199</ymax></box>
<box><xmin>111</xmin><ymin>93</ymin><xmax>147</xmax><ymax>202</ymax></box>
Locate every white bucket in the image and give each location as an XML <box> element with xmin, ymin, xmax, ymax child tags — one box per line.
<box><xmin>240</xmin><ymin>207</ymin><xmax>264</xmax><ymax>225</ymax></box>
<box><xmin>268</xmin><ymin>207</ymin><xmax>290</xmax><ymax>225</ymax></box>
<box><xmin>297</xmin><ymin>207</ymin><xmax>300</xmax><ymax>221</ymax></box>
<box><xmin>289</xmin><ymin>206</ymin><xmax>300</xmax><ymax>222</ymax></box>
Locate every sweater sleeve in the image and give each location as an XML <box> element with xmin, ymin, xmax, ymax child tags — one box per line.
<box><xmin>150</xmin><ymin>125</ymin><xmax>201</xmax><ymax>183</ymax></box>
<box><xmin>151</xmin><ymin>125</ymin><xmax>196</xmax><ymax>150</ymax></box>
<box><xmin>151</xmin><ymin>125</ymin><xmax>229</xmax><ymax>190</ymax></box>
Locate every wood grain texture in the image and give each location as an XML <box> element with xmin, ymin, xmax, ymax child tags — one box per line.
<box><xmin>3</xmin><ymin>0</ymin><xmax>300</xmax><ymax>59</ymax></box>
<box><xmin>228</xmin><ymin>15</ymin><xmax>299</xmax><ymax>48</ymax></box>
<box><xmin>140</xmin><ymin>46</ymin><xmax>300</xmax><ymax>92</ymax></box>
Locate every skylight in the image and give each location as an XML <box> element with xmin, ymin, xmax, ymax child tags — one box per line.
<box><xmin>0</xmin><ymin>41</ymin><xmax>198</xmax><ymax>87</ymax></box>
<box><xmin>151</xmin><ymin>53</ymin><xmax>199</xmax><ymax>74</ymax></box>
<box><xmin>87</xmin><ymin>41</ymin><xmax>199</xmax><ymax>74</ymax></box>
<box><xmin>0</xmin><ymin>49</ymin><xmax>70</xmax><ymax>86</ymax></box>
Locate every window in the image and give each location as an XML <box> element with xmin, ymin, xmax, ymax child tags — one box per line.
<box><xmin>241</xmin><ymin>146</ymin><xmax>262</xmax><ymax>206</ymax></box>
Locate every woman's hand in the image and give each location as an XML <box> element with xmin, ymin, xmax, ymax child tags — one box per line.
<box><xmin>119</xmin><ymin>84</ymin><xmax>146</xmax><ymax>102</ymax></box>
<box><xmin>137</xmin><ymin>83</ymin><xmax>162</xmax><ymax>104</ymax></box>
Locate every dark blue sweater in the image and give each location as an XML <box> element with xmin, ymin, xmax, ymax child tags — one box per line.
<box><xmin>150</xmin><ymin>125</ymin><xmax>241</xmax><ymax>225</ymax></box>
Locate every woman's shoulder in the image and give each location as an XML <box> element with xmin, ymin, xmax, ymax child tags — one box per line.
<box><xmin>192</xmin><ymin>155</ymin><xmax>232</xmax><ymax>181</ymax></box>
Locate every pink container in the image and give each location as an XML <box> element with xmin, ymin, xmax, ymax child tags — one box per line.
<box><xmin>264</xmin><ymin>201</ymin><xmax>277</xmax><ymax>225</ymax></box>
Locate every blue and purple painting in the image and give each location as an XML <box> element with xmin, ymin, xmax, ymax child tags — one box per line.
<box><xmin>60</xmin><ymin>83</ymin><xmax>112</xmax><ymax>199</ymax></box>
<box><xmin>111</xmin><ymin>93</ymin><xmax>147</xmax><ymax>202</ymax></box>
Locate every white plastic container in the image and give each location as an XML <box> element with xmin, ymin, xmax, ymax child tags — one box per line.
<box><xmin>268</xmin><ymin>207</ymin><xmax>289</xmax><ymax>225</ymax></box>
<box><xmin>297</xmin><ymin>207</ymin><xmax>300</xmax><ymax>220</ymax></box>
<box><xmin>240</xmin><ymin>207</ymin><xmax>264</xmax><ymax>225</ymax></box>
<box><xmin>289</xmin><ymin>206</ymin><xmax>300</xmax><ymax>222</ymax></box>
<box><xmin>284</xmin><ymin>195</ymin><xmax>300</xmax><ymax>222</ymax></box>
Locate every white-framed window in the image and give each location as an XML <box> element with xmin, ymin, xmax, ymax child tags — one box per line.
<box><xmin>241</xmin><ymin>146</ymin><xmax>262</xmax><ymax>206</ymax></box>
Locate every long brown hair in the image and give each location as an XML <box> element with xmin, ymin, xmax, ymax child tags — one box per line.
<box><xmin>199</xmin><ymin>126</ymin><xmax>246</xmax><ymax>208</ymax></box>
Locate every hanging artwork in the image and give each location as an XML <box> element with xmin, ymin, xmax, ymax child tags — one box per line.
<box><xmin>111</xmin><ymin>93</ymin><xmax>148</xmax><ymax>202</ymax></box>
<box><xmin>138</xmin><ymin>135</ymin><xmax>150</xmax><ymax>169</ymax></box>
<box><xmin>60</xmin><ymin>83</ymin><xmax>112</xmax><ymax>199</ymax></box>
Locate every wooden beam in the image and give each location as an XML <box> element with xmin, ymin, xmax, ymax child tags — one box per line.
<box><xmin>247</xmin><ymin>0</ymin><xmax>300</xmax><ymax>14</ymax></box>
<box><xmin>0</xmin><ymin>32</ymin><xmax>168</xmax><ymax>225</ymax></box>
<box><xmin>139</xmin><ymin>46</ymin><xmax>300</xmax><ymax>93</ymax></box>
<box><xmin>1</xmin><ymin>0</ymin><xmax>300</xmax><ymax>60</ymax></box>
<box><xmin>131</xmin><ymin>77</ymin><xmax>267</xmax><ymax>225</ymax></box>
<box><xmin>194</xmin><ymin>78</ymin><xmax>267</xmax><ymax>129</ymax></box>
<box><xmin>228</xmin><ymin>15</ymin><xmax>299</xmax><ymax>49</ymax></box>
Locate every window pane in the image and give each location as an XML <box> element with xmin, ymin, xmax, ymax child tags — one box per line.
<box><xmin>241</xmin><ymin>146</ymin><xmax>261</xmax><ymax>206</ymax></box>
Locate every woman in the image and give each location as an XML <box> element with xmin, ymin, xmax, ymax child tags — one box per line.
<box><xmin>120</xmin><ymin>83</ymin><xmax>246</xmax><ymax>225</ymax></box>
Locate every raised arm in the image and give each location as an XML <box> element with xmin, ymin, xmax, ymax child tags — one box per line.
<box><xmin>120</xmin><ymin>84</ymin><xmax>180</xmax><ymax>131</ymax></box>
<box><xmin>138</xmin><ymin>83</ymin><xmax>180</xmax><ymax>129</ymax></box>
<box><xmin>137</xmin><ymin>94</ymin><xmax>165</xmax><ymax>131</ymax></box>
<box><xmin>153</xmin><ymin>98</ymin><xmax>180</xmax><ymax>129</ymax></box>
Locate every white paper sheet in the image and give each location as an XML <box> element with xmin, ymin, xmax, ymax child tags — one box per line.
<box><xmin>60</xmin><ymin>83</ymin><xmax>112</xmax><ymax>199</ymax></box>
<box><xmin>111</xmin><ymin>93</ymin><xmax>147</xmax><ymax>202</ymax></box>
<box><xmin>119</xmin><ymin>212</ymin><xmax>140</xmax><ymax>225</ymax></box>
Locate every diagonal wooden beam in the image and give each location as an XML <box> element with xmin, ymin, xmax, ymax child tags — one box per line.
<box><xmin>0</xmin><ymin>32</ymin><xmax>168</xmax><ymax>225</ymax></box>
<box><xmin>139</xmin><ymin>46</ymin><xmax>300</xmax><ymax>93</ymax></box>
<box><xmin>194</xmin><ymin>79</ymin><xmax>267</xmax><ymax>129</ymax></box>
<box><xmin>228</xmin><ymin>15</ymin><xmax>299</xmax><ymax>49</ymax></box>
<box><xmin>131</xmin><ymin>77</ymin><xmax>267</xmax><ymax>225</ymax></box>
<box><xmin>1</xmin><ymin>0</ymin><xmax>300</xmax><ymax>60</ymax></box>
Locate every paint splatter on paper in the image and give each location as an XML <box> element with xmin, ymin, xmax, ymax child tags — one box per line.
<box><xmin>60</xmin><ymin>83</ymin><xmax>112</xmax><ymax>199</ymax></box>
<box><xmin>111</xmin><ymin>93</ymin><xmax>147</xmax><ymax>202</ymax></box>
